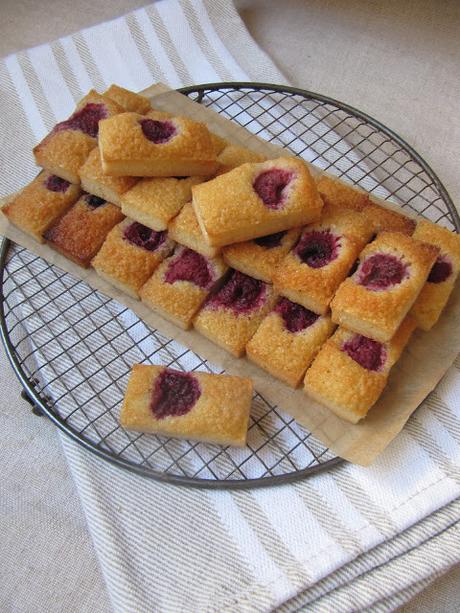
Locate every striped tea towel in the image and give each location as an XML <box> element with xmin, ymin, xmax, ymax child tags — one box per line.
<box><xmin>1</xmin><ymin>1</ymin><xmax>459</xmax><ymax>611</ymax></box>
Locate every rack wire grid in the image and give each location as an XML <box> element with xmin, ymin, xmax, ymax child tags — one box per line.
<box><xmin>1</xmin><ymin>83</ymin><xmax>458</xmax><ymax>489</ymax></box>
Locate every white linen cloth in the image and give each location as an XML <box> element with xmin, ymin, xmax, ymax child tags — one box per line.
<box><xmin>0</xmin><ymin>1</ymin><xmax>459</xmax><ymax>611</ymax></box>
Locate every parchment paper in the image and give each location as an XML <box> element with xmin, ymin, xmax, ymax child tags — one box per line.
<box><xmin>1</xmin><ymin>83</ymin><xmax>459</xmax><ymax>465</ymax></box>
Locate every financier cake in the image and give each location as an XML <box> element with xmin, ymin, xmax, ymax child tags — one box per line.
<box><xmin>33</xmin><ymin>90</ymin><xmax>124</xmax><ymax>184</ymax></box>
<box><xmin>2</xmin><ymin>171</ymin><xmax>81</xmax><ymax>242</ymax></box>
<box><xmin>120</xmin><ymin>364</ymin><xmax>253</xmax><ymax>446</ymax></box>
<box><xmin>92</xmin><ymin>219</ymin><xmax>175</xmax><ymax>298</ymax></box>
<box><xmin>120</xmin><ymin>176</ymin><xmax>203</xmax><ymax>231</ymax></box>
<box><xmin>304</xmin><ymin>316</ymin><xmax>416</xmax><ymax>423</ymax></box>
<box><xmin>140</xmin><ymin>246</ymin><xmax>228</xmax><ymax>329</ymax></box>
<box><xmin>192</xmin><ymin>157</ymin><xmax>323</xmax><ymax>247</ymax></box>
<box><xmin>167</xmin><ymin>202</ymin><xmax>220</xmax><ymax>258</ymax></box>
<box><xmin>98</xmin><ymin>112</ymin><xmax>220</xmax><ymax>177</ymax></box>
<box><xmin>193</xmin><ymin>270</ymin><xmax>277</xmax><ymax>357</ymax></box>
<box><xmin>246</xmin><ymin>297</ymin><xmax>335</xmax><ymax>387</ymax></box>
<box><xmin>44</xmin><ymin>193</ymin><xmax>124</xmax><ymax>267</ymax></box>
<box><xmin>331</xmin><ymin>231</ymin><xmax>439</xmax><ymax>341</ymax></box>
<box><xmin>273</xmin><ymin>206</ymin><xmax>374</xmax><ymax>314</ymax></box>
<box><xmin>410</xmin><ymin>219</ymin><xmax>460</xmax><ymax>330</ymax></box>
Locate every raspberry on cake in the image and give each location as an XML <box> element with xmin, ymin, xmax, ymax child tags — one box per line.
<box><xmin>44</xmin><ymin>193</ymin><xmax>124</xmax><ymax>267</ymax></box>
<box><xmin>140</xmin><ymin>246</ymin><xmax>228</xmax><ymax>329</ymax></box>
<box><xmin>222</xmin><ymin>228</ymin><xmax>301</xmax><ymax>283</ymax></box>
<box><xmin>120</xmin><ymin>364</ymin><xmax>253</xmax><ymax>446</ymax></box>
<box><xmin>410</xmin><ymin>219</ymin><xmax>460</xmax><ymax>330</ymax></box>
<box><xmin>304</xmin><ymin>316</ymin><xmax>416</xmax><ymax>423</ymax></box>
<box><xmin>120</xmin><ymin>176</ymin><xmax>203</xmax><ymax>231</ymax></box>
<box><xmin>216</xmin><ymin>144</ymin><xmax>267</xmax><ymax>174</ymax></box>
<box><xmin>92</xmin><ymin>219</ymin><xmax>175</xmax><ymax>298</ymax></box>
<box><xmin>315</xmin><ymin>175</ymin><xmax>369</xmax><ymax>211</ymax></box>
<box><xmin>2</xmin><ymin>171</ymin><xmax>81</xmax><ymax>243</ymax></box>
<box><xmin>168</xmin><ymin>203</ymin><xmax>220</xmax><ymax>258</ymax></box>
<box><xmin>33</xmin><ymin>90</ymin><xmax>125</xmax><ymax>184</ymax></box>
<box><xmin>193</xmin><ymin>270</ymin><xmax>277</xmax><ymax>357</ymax></box>
<box><xmin>331</xmin><ymin>231</ymin><xmax>439</xmax><ymax>341</ymax></box>
<box><xmin>98</xmin><ymin>112</ymin><xmax>220</xmax><ymax>177</ymax></box>
<box><xmin>78</xmin><ymin>148</ymin><xmax>138</xmax><ymax>207</ymax></box>
<box><xmin>103</xmin><ymin>84</ymin><xmax>152</xmax><ymax>114</ymax></box>
<box><xmin>246</xmin><ymin>297</ymin><xmax>335</xmax><ymax>387</ymax></box>
<box><xmin>192</xmin><ymin>157</ymin><xmax>323</xmax><ymax>247</ymax></box>
<box><xmin>273</xmin><ymin>206</ymin><xmax>374</xmax><ymax>314</ymax></box>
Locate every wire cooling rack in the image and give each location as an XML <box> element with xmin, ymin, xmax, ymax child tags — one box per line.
<box><xmin>1</xmin><ymin>83</ymin><xmax>458</xmax><ymax>489</ymax></box>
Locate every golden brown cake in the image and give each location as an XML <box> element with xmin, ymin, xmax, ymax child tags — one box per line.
<box><xmin>246</xmin><ymin>297</ymin><xmax>335</xmax><ymax>387</ymax></box>
<box><xmin>209</xmin><ymin>132</ymin><xmax>228</xmax><ymax>156</ymax></box>
<box><xmin>362</xmin><ymin>201</ymin><xmax>416</xmax><ymax>235</ymax></box>
<box><xmin>193</xmin><ymin>270</ymin><xmax>277</xmax><ymax>357</ymax></box>
<box><xmin>167</xmin><ymin>202</ymin><xmax>220</xmax><ymax>258</ymax></box>
<box><xmin>44</xmin><ymin>193</ymin><xmax>124</xmax><ymax>267</ymax></box>
<box><xmin>140</xmin><ymin>246</ymin><xmax>228</xmax><ymax>329</ymax></box>
<box><xmin>273</xmin><ymin>207</ymin><xmax>374</xmax><ymax>314</ymax></box>
<box><xmin>410</xmin><ymin>219</ymin><xmax>460</xmax><ymax>330</ymax></box>
<box><xmin>304</xmin><ymin>316</ymin><xmax>416</xmax><ymax>423</ymax></box>
<box><xmin>315</xmin><ymin>175</ymin><xmax>369</xmax><ymax>211</ymax></box>
<box><xmin>192</xmin><ymin>157</ymin><xmax>323</xmax><ymax>247</ymax></box>
<box><xmin>120</xmin><ymin>364</ymin><xmax>253</xmax><ymax>446</ymax></box>
<box><xmin>103</xmin><ymin>84</ymin><xmax>152</xmax><ymax>114</ymax></box>
<box><xmin>330</xmin><ymin>232</ymin><xmax>439</xmax><ymax>341</ymax></box>
<box><xmin>98</xmin><ymin>112</ymin><xmax>219</xmax><ymax>177</ymax></box>
<box><xmin>2</xmin><ymin>171</ymin><xmax>81</xmax><ymax>243</ymax></box>
<box><xmin>78</xmin><ymin>148</ymin><xmax>138</xmax><ymax>206</ymax></box>
<box><xmin>33</xmin><ymin>90</ymin><xmax>124</xmax><ymax>184</ymax></box>
<box><xmin>222</xmin><ymin>227</ymin><xmax>301</xmax><ymax>283</ymax></box>
<box><xmin>216</xmin><ymin>144</ymin><xmax>267</xmax><ymax>174</ymax></box>
<box><xmin>92</xmin><ymin>219</ymin><xmax>175</xmax><ymax>298</ymax></box>
<box><xmin>120</xmin><ymin>176</ymin><xmax>203</xmax><ymax>231</ymax></box>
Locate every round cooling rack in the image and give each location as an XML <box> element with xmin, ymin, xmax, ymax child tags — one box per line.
<box><xmin>1</xmin><ymin>83</ymin><xmax>458</xmax><ymax>489</ymax></box>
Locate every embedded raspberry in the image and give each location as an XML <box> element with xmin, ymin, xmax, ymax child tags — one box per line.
<box><xmin>342</xmin><ymin>334</ymin><xmax>386</xmax><ymax>371</ymax></box>
<box><xmin>428</xmin><ymin>255</ymin><xmax>452</xmax><ymax>284</ymax></box>
<box><xmin>295</xmin><ymin>230</ymin><xmax>340</xmax><ymax>268</ymax></box>
<box><xmin>164</xmin><ymin>248</ymin><xmax>212</xmax><ymax>289</ymax></box>
<box><xmin>253</xmin><ymin>169</ymin><xmax>293</xmax><ymax>209</ymax></box>
<box><xmin>85</xmin><ymin>194</ymin><xmax>106</xmax><ymax>209</ymax></box>
<box><xmin>208</xmin><ymin>270</ymin><xmax>266</xmax><ymax>314</ymax></box>
<box><xmin>150</xmin><ymin>369</ymin><xmax>201</xmax><ymax>419</ymax></box>
<box><xmin>275</xmin><ymin>297</ymin><xmax>319</xmax><ymax>333</ymax></box>
<box><xmin>357</xmin><ymin>253</ymin><xmax>407</xmax><ymax>290</ymax></box>
<box><xmin>123</xmin><ymin>222</ymin><xmax>166</xmax><ymax>252</ymax></box>
<box><xmin>44</xmin><ymin>175</ymin><xmax>70</xmax><ymax>193</ymax></box>
<box><xmin>140</xmin><ymin>119</ymin><xmax>176</xmax><ymax>144</ymax></box>
<box><xmin>55</xmin><ymin>103</ymin><xmax>108</xmax><ymax>138</ymax></box>
<box><xmin>254</xmin><ymin>231</ymin><xmax>286</xmax><ymax>249</ymax></box>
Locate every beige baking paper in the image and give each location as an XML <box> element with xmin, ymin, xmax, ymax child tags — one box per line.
<box><xmin>1</xmin><ymin>83</ymin><xmax>459</xmax><ymax>466</ymax></box>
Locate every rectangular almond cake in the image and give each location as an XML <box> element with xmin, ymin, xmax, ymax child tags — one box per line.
<box><xmin>98</xmin><ymin>112</ymin><xmax>220</xmax><ymax>177</ymax></box>
<box><xmin>140</xmin><ymin>246</ymin><xmax>228</xmax><ymax>329</ymax></box>
<box><xmin>78</xmin><ymin>148</ymin><xmax>138</xmax><ymax>207</ymax></box>
<box><xmin>273</xmin><ymin>206</ymin><xmax>374</xmax><ymax>314</ymax></box>
<box><xmin>120</xmin><ymin>176</ymin><xmax>203</xmax><ymax>231</ymax></box>
<box><xmin>120</xmin><ymin>365</ymin><xmax>253</xmax><ymax>446</ymax></box>
<box><xmin>410</xmin><ymin>219</ymin><xmax>460</xmax><ymax>330</ymax></box>
<box><xmin>44</xmin><ymin>193</ymin><xmax>124</xmax><ymax>267</ymax></box>
<box><xmin>33</xmin><ymin>90</ymin><xmax>125</xmax><ymax>184</ymax></box>
<box><xmin>222</xmin><ymin>227</ymin><xmax>301</xmax><ymax>283</ymax></box>
<box><xmin>167</xmin><ymin>202</ymin><xmax>220</xmax><ymax>258</ymax></box>
<box><xmin>92</xmin><ymin>219</ymin><xmax>175</xmax><ymax>298</ymax></box>
<box><xmin>191</xmin><ymin>157</ymin><xmax>323</xmax><ymax>247</ymax></box>
<box><xmin>304</xmin><ymin>317</ymin><xmax>416</xmax><ymax>423</ymax></box>
<box><xmin>330</xmin><ymin>232</ymin><xmax>439</xmax><ymax>341</ymax></box>
<box><xmin>193</xmin><ymin>270</ymin><xmax>277</xmax><ymax>357</ymax></box>
<box><xmin>246</xmin><ymin>297</ymin><xmax>336</xmax><ymax>387</ymax></box>
<box><xmin>2</xmin><ymin>171</ymin><xmax>81</xmax><ymax>242</ymax></box>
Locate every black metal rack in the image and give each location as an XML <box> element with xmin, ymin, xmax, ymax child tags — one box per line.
<box><xmin>1</xmin><ymin>83</ymin><xmax>457</xmax><ymax>488</ymax></box>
